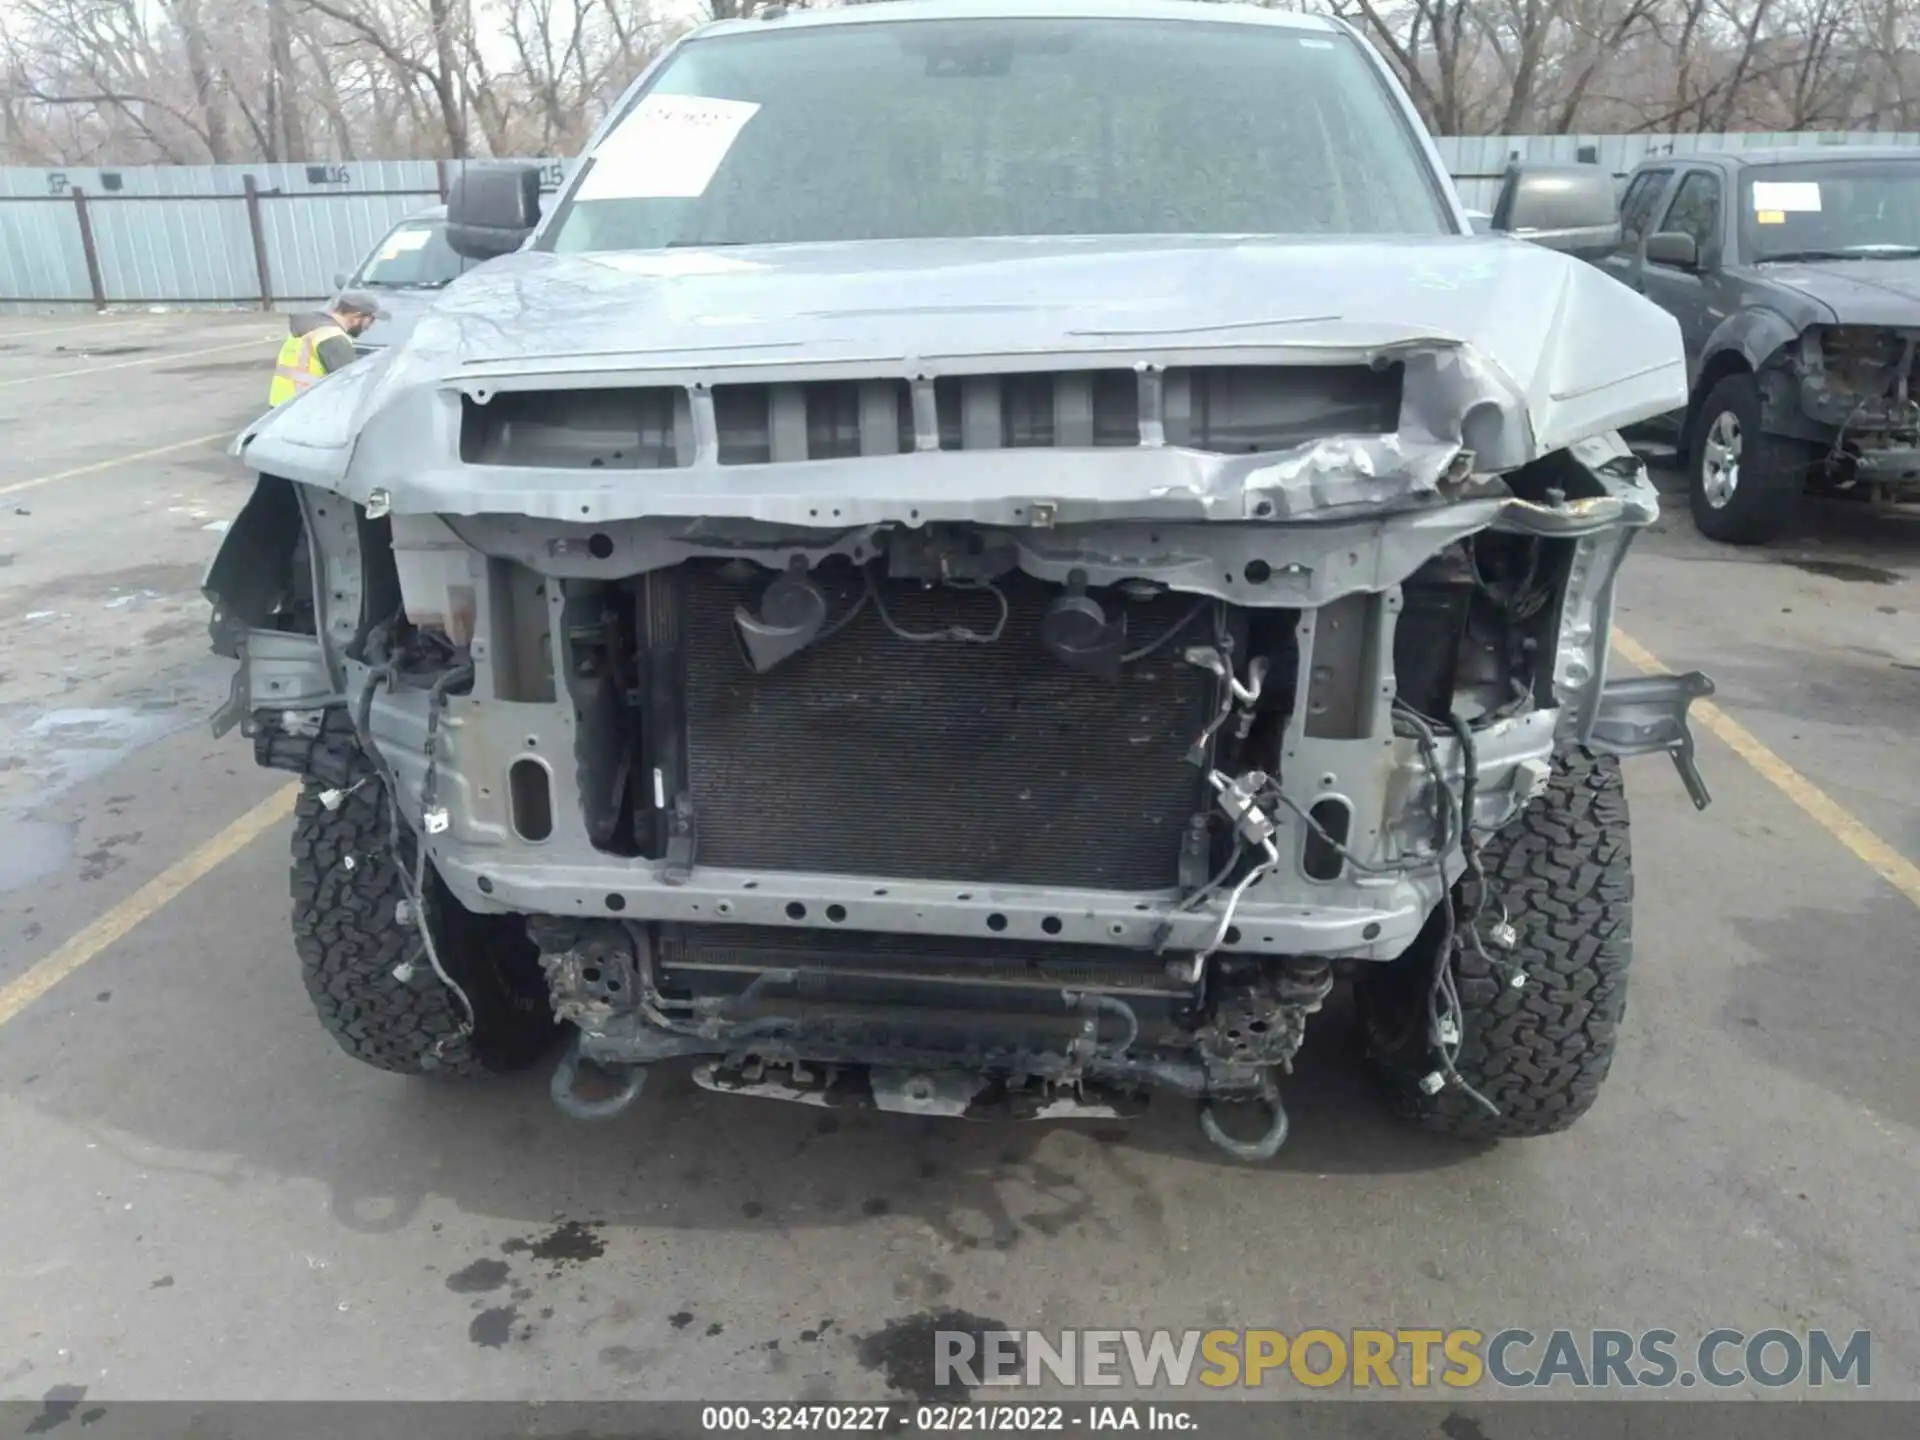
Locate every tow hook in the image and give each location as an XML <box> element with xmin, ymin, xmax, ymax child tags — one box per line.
<box><xmin>1198</xmin><ymin>1074</ymin><xmax>1290</xmax><ymax>1163</ymax></box>
<box><xmin>549</xmin><ymin>1038</ymin><xmax>647</xmax><ymax>1121</ymax></box>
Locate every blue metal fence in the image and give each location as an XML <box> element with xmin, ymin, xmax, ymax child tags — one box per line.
<box><xmin>2</xmin><ymin>135</ymin><xmax>1915</xmax><ymax>314</ymax></box>
<box><xmin>0</xmin><ymin>159</ymin><xmax>569</xmax><ymax>313</ymax></box>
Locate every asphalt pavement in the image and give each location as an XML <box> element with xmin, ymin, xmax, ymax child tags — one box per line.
<box><xmin>0</xmin><ymin>313</ymin><xmax>1915</xmax><ymax>1409</ymax></box>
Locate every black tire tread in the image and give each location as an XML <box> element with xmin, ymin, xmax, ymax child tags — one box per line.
<box><xmin>287</xmin><ymin>723</ymin><xmax>554</xmax><ymax>1077</ymax></box>
<box><xmin>291</xmin><ymin>778</ymin><xmax>489</xmax><ymax>1076</ymax></box>
<box><xmin>1367</xmin><ymin>748</ymin><xmax>1633</xmax><ymax>1139</ymax></box>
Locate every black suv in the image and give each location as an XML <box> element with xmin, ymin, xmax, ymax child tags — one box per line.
<box><xmin>1596</xmin><ymin>148</ymin><xmax>1920</xmax><ymax>543</ymax></box>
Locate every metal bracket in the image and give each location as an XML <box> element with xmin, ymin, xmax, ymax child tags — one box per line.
<box><xmin>662</xmin><ymin>794</ymin><xmax>698</xmax><ymax>885</ymax></box>
<box><xmin>1587</xmin><ymin>670</ymin><xmax>1716</xmax><ymax>810</ymax></box>
<box><xmin>210</xmin><ymin>664</ymin><xmax>250</xmax><ymax>739</ymax></box>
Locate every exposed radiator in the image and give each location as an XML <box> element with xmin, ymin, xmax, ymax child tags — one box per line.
<box><xmin>677</xmin><ymin>565</ymin><xmax>1213</xmax><ymax>889</ymax></box>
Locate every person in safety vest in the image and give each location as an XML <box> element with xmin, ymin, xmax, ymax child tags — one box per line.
<box><xmin>268</xmin><ymin>292</ymin><xmax>378</xmax><ymax>406</ymax></box>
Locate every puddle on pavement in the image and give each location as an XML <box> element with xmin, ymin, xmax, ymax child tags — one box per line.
<box><xmin>0</xmin><ymin>705</ymin><xmax>192</xmax><ymax>892</ymax></box>
<box><xmin>22</xmin><ymin>707</ymin><xmax>185</xmax><ymax>790</ymax></box>
<box><xmin>1785</xmin><ymin>558</ymin><xmax>1902</xmax><ymax>585</ymax></box>
<box><xmin>0</xmin><ymin>816</ymin><xmax>77</xmax><ymax>893</ymax></box>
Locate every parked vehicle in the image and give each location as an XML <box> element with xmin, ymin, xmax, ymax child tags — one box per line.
<box><xmin>207</xmin><ymin>0</ymin><xmax>1711</xmax><ymax>1159</ymax></box>
<box><xmin>1496</xmin><ymin>148</ymin><xmax>1920</xmax><ymax>544</ymax></box>
<box><xmin>330</xmin><ymin>205</ymin><xmax>470</xmax><ymax>357</ymax></box>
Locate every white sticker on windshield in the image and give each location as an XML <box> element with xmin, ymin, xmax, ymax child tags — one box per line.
<box><xmin>575</xmin><ymin>94</ymin><xmax>762</xmax><ymax>201</ymax></box>
<box><xmin>1751</xmin><ymin>181</ymin><xmax>1822</xmax><ymax>213</ymax></box>
<box><xmin>379</xmin><ymin>229</ymin><xmax>432</xmax><ymax>259</ymax></box>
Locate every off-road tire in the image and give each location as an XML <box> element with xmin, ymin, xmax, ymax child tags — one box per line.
<box><xmin>288</xmin><ymin>726</ymin><xmax>556</xmax><ymax>1077</ymax></box>
<box><xmin>1358</xmin><ymin>748</ymin><xmax>1632</xmax><ymax>1139</ymax></box>
<box><xmin>1688</xmin><ymin>374</ymin><xmax>1813</xmax><ymax>545</ymax></box>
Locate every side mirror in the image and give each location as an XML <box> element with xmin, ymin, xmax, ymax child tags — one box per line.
<box><xmin>332</xmin><ymin>271</ymin><xmax>348</xmax><ymax>289</ymax></box>
<box><xmin>446</xmin><ymin>164</ymin><xmax>543</xmax><ymax>261</ymax></box>
<box><xmin>1490</xmin><ymin>162</ymin><xmax>1621</xmax><ymax>260</ymax></box>
<box><xmin>1464</xmin><ymin>210</ymin><xmax>1492</xmax><ymax>235</ymax></box>
<box><xmin>1645</xmin><ymin>231</ymin><xmax>1699</xmax><ymax>269</ymax></box>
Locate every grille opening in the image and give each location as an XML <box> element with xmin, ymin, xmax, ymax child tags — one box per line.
<box><xmin>934</xmin><ymin>370</ymin><xmax>1140</xmax><ymax>450</ymax></box>
<box><xmin>1302</xmin><ymin>798</ymin><xmax>1351</xmax><ymax>881</ymax></box>
<box><xmin>1177</xmin><ymin>364</ymin><xmax>1402</xmax><ymax>452</ymax></box>
<box><xmin>460</xmin><ymin>388</ymin><xmax>690</xmax><ymax>469</ymax></box>
<box><xmin>462</xmin><ymin>366</ymin><xmax>1399</xmax><ymax>468</ymax></box>
<box><xmin>713</xmin><ymin>380</ymin><xmax>915</xmax><ymax>463</ymax></box>
<box><xmin>508</xmin><ymin>758</ymin><xmax>554</xmax><ymax>842</ymax></box>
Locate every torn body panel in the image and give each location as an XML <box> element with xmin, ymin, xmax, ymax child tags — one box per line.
<box><xmin>1695</xmin><ymin>280</ymin><xmax>1920</xmax><ymax>490</ymax></box>
<box><xmin>219</xmin><ymin>445</ymin><xmax>1689</xmax><ymax>953</ymax></box>
<box><xmin>230</xmin><ymin>235</ymin><xmax>1687</xmax><ymax>520</ymax></box>
<box><xmin>208</xmin><ymin>230</ymin><xmax>1708</xmax><ymax>1141</ymax></box>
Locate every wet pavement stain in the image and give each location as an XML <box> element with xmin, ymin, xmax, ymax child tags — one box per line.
<box><xmin>25</xmin><ymin>1384</ymin><xmax>87</xmax><ymax>1434</ymax></box>
<box><xmin>54</xmin><ymin>344</ymin><xmax>152</xmax><ymax>357</ymax></box>
<box><xmin>445</xmin><ymin>1257</ymin><xmax>510</xmax><ymax>1294</ymax></box>
<box><xmin>599</xmin><ymin>1345</ymin><xmax>650</xmax><ymax>1375</ymax></box>
<box><xmin>0</xmin><ymin>818</ymin><xmax>78</xmax><ymax>894</ymax></box>
<box><xmin>501</xmin><ymin>1219</ymin><xmax>605</xmax><ymax>1267</ymax></box>
<box><xmin>469</xmin><ymin>1306</ymin><xmax>517</xmax><ymax>1348</ymax></box>
<box><xmin>1786</xmin><ymin>558</ymin><xmax>1901</xmax><ymax>585</ymax></box>
<box><xmin>857</xmin><ymin>1310</ymin><xmax>1014</xmax><ymax>1403</ymax></box>
<box><xmin>77</xmin><ymin>833</ymin><xmax>139</xmax><ymax>883</ymax></box>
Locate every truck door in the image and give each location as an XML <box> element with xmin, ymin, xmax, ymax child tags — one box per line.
<box><xmin>1637</xmin><ymin>167</ymin><xmax>1729</xmax><ymax>389</ymax></box>
<box><xmin>1599</xmin><ymin>167</ymin><xmax>1675</xmax><ymax>294</ymax></box>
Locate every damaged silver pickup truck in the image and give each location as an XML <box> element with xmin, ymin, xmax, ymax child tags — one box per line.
<box><xmin>205</xmin><ymin>0</ymin><xmax>1714</xmax><ymax>1159</ymax></box>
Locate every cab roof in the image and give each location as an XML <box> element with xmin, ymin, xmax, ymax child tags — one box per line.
<box><xmin>1640</xmin><ymin>145</ymin><xmax>1920</xmax><ymax>172</ymax></box>
<box><xmin>694</xmin><ymin>0</ymin><xmax>1343</xmax><ymax>40</ymax></box>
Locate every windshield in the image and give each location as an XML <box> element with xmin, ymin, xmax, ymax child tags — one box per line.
<box><xmin>549</xmin><ymin>18</ymin><xmax>1449</xmax><ymax>253</ymax></box>
<box><xmin>354</xmin><ymin>219</ymin><xmax>467</xmax><ymax>288</ymax></box>
<box><xmin>1739</xmin><ymin>161</ymin><xmax>1920</xmax><ymax>262</ymax></box>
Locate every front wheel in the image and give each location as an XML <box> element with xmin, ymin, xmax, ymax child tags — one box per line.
<box><xmin>1688</xmin><ymin>374</ymin><xmax>1815</xmax><ymax>545</ymax></box>
<box><xmin>1357</xmin><ymin>749</ymin><xmax>1633</xmax><ymax>1139</ymax></box>
<box><xmin>290</xmin><ymin>764</ymin><xmax>558</xmax><ymax>1077</ymax></box>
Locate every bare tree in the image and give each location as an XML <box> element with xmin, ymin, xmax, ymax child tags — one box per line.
<box><xmin>0</xmin><ymin>0</ymin><xmax>1912</xmax><ymax>164</ymax></box>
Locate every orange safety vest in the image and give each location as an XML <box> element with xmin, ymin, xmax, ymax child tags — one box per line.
<box><xmin>268</xmin><ymin>323</ymin><xmax>348</xmax><ymax>406</ymax></box>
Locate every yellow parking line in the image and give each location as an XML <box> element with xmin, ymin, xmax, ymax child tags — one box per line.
<box><xmin>0</xmin><ymin>430</ymin><xmax>235</xmax><ymax>497</ymax></box>
<box><xmin>1613</xmin><ymin>627</ymin><xmax>1920</xmax><ymax>909</ymax></box>
<box><xmin>0</xmin><ymin>785</ymin><xmax>298</xmax><ymax>1028</ymax></box>
<box><xmin>0</xmin><ymin>335</ymin><xmax>274</xmax><ymax>390</ymax></box>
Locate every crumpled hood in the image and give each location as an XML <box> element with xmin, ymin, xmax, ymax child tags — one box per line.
<box><xmin>1757</xmin><ymin>260</ymin><xmax>1920</xmax><ymax>328</ymax></box>
<box><xmin>238</xmin><ymin>233</ymin><xmax>1686</xmax><ymax>518</ymax></box>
